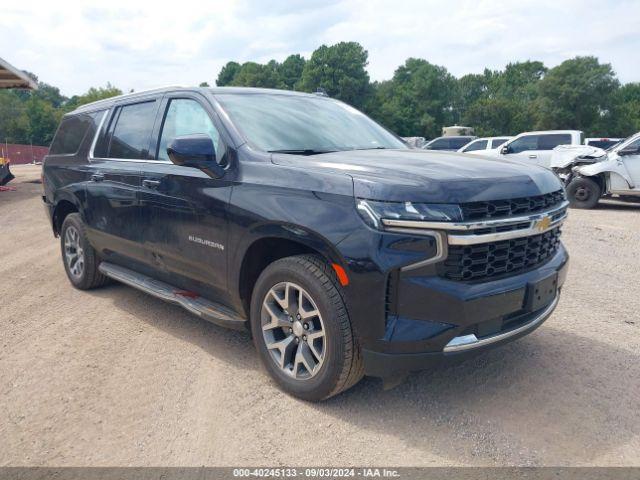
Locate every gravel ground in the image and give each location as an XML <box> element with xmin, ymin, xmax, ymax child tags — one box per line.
<box><xmin>1</xmin><ymin>164</ymin><xmax>639</xmax><ymax>467</ymax></box>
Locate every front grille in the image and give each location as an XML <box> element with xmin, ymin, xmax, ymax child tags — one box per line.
<box><xmin>439</xmin><ymin>227</ymin><xmax>562</xmax><ymax>281</ymax></box>
<box><xmin>460</xmin><ymin>190</ymin><xmax>565</xmax><ymax>220</ymax></box>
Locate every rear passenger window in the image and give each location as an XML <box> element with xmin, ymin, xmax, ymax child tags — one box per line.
<box><xmin>157</xmin><ymin>99</ymin><xmax>220</xmax><ymax>161</ymax></box>
<box><xmin>450</xmin><ymin>138</ymin><xmax>472</xmax><ymax>149</ymax></box>
<box><xmin>538</xmin><ymin>134</ymin><xmax>571</xmax><ymax>150</ymax></box>
<box><xmin>108</xmin><ymin>101</ymin><xmax>157</xmax><ymax>159</ymax></box>
<box><xmin>49</xmin><ymin>114</ymin><xmax>95</xmax><ymax>155</ymax></box>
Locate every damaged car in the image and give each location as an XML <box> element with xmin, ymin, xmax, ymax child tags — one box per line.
<box><xmin>550</xmin><ymin>132</ymin><xmax>640</xmax><ymax>208</ymax></box>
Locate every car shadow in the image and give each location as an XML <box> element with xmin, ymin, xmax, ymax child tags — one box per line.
<box><xmin>85</xmin><ymin>283</ymin><xmax>639</xmax><ymax>465</ymax></box>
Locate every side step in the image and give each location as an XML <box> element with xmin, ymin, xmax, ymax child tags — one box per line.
<box><xmin>98</xmin><ymin>262</ymin><xmax>247</xmax><ymax>330</ymax></box>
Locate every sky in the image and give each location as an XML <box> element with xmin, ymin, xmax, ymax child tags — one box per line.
<box><xmin>2</xmin><ymin>0</ymin><xmax>639</xmax><ymax>96</ymax></box>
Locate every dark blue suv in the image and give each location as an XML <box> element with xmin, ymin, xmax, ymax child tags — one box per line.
<box><xmin>43</xmin><ymin>87</ymin><xmax>569</xmax><ymax>400</ymax></box>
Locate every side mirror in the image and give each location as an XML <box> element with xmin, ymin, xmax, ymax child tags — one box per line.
<box><xmin>500</xmin><ymin>145</ymin><xmax>510</xmax><ymax>155</ymax></box>
<box><xmin>167</xmin><ymin>134</ymin><xmax>224</xmax><ymax>178</ymax></box>
<box><xmin>618</xmin><ymin>145</ymin><xmax>639</xmax><ymax>157</ymax></box>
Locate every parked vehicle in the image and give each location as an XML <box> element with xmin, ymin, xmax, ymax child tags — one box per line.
<box><xmin>550</xmin><ymin>132</ymin><xmax>640</xmax><ymax>208</ymax></box>
<box><xmin>488</xmin><ymin>130</ymin><xmax>583</xmax><ymax>167</ymax></box>
<box><xmin>457</xmin><ymin>136</ymin><xmax>512</xmax><ymax>154</ymax></box>
<box><xmin>584</xmin><ymin>137</ymin><xmax>622</xmax><ymax>150</ymax></box>
<box><xmin>423</xmin><ymin>135</ymin><xmax>476</xmax><ymax>151</ymax></box>
<box><xmin>43</xmin><ymin>87</ymin><xmax>569</xmax><ymax>400</ymax></box>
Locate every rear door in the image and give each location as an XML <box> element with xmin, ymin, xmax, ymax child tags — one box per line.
<box><xmin>85</xmin><ymin>98</ymin><xmax>160</xmax><ymax>269</ymax></box>
<box><xmin>137</xmin><ymin>93</ymin><xmax>233</xmax><ymax>301</ymax></box>
<box><xmin>502</xmin><ymin>134</ymin><xmax>539</xmax><ymax>164</ymax></box>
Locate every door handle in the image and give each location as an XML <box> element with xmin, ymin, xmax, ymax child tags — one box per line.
<box><xmin>90</xmin><ymin>173</ymin><xmax>105</xmax><ymax>182</ymax></box>
<box><xmin>142</xmin><ymin>179</ymin><xmax>161</xmax><ymax>189</ymax></box>
<box><xmin>528</xmin><ymin>154</ymin><xmax>537</xmax><ymax>159</ymax></box>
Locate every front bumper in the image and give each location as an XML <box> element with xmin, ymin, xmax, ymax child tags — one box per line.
<box><xmin>361</xmin><ymin>245</ymin><xmax>568</xmax><ymax>378</ymax></box>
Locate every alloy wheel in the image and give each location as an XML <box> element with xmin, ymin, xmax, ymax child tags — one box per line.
<box><xmin>64</xmin><ymin>225</ymin><xmax>85</xmax><ymax>279</ymax></box>
<box><xmin>261</xmin><ymin>281</ymin><xmax>326</xmax><ymax>379</ymax></box>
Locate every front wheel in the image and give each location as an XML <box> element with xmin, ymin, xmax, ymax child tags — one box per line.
<box><xmin>250</xmin><ymin>255</ymin><xmax>363</xmax><ymax>401</ymax></box>
<box><xmin>566</xmin><ymin>177</ymin><xmax>601</xmax><ymax>209</ymax></box>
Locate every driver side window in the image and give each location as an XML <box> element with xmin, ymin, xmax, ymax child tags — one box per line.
<box><xmin>157</xmin><ymin>99</ymin><xmax>220</xmax><ymax>162</ymax></box>
<box><xmin>508</xmin><ymin>135</ymin><xmax>538</xmax><ymax>154</ymax></box>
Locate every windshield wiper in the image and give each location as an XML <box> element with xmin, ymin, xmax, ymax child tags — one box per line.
<box><xmin>268</xmin><ymin>149</ymin><xmax>336</xmax><ymax>156</ymax></box>
<box><xmin>350</xmin><ymin>147</ymin><xmax>389</xmax><ymax>151</ymax></box>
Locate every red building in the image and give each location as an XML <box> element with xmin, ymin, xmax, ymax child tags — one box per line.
<box><xmin>0</xmin><ymin>143</ymin><xmax>49</xmax><ymax>165</ymax></box>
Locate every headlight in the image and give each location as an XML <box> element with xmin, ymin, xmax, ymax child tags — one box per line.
<box><xmin>356</xmin><ymin>198</ymin><xmax>462</xmax><ymax>229</ymax></box>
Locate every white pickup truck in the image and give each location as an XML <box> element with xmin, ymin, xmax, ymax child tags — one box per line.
<box><xmin>487</xmin><ymin>130</ymin><xmax>583</xmax><ymax>167</ymax></box>
<box><xmin>550</xmin><ymin>132</ymin><xmax>640</xmax><ymax>208</ymax></box>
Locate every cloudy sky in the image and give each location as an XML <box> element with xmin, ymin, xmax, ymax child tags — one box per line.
<box><xmin>2</xmin><ymin>0</ymin><xmax>639</xmax><ymax>96</ymax></box>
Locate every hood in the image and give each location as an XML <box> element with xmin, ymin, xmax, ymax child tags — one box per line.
<box><xmin>272</xmin><ymin>149</ymin><xmax>563</xmax><ymax>203</ymax></box>
<box><xmin>550</xmin><ymin>145</ymin><xmax>607</xmax><ymax>169</ymax></box>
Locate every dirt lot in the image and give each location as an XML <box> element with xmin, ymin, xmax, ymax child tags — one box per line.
<box><xmin>1</xmin><ymin>164</ymin><xmax>639</xmax><ymax>467</ymax></box>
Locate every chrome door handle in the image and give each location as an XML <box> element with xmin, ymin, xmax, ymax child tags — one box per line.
<box><xmin>142</xmin><ymin>179</ymin><xmax>161</xmax><ymax>189</ymax></box>
<box><xmin>90</xmin><ymin>173</ymin><xmax>105</xmax><ymax>182</ymax></box>
<box><xmin>528</xmin><ymin>154</ymin><xmax>537</xmax><ymax>159</ymax></box>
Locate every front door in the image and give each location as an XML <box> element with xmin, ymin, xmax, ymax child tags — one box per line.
<box><xmin>612</xmin><ymin>137</ymin><xmax>640</xmax><ymax>192</ymax></box>
<box><xmin>137</xmin><ymin>95</ymin><xmax>232</xmax><ymax>302</ymax></box>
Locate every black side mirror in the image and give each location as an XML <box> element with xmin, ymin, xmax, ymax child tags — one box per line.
<box><xmin>618</xmin><ymin>145</ymin><xmax>639</xmax><ymax>156</ymax></box>
<box><xmin>500</xmin><ymin>145</ymin><xmax>510</xmax><ymax>155</ymax></box>
<box><xmin>167</xmin><ymin>134</ymin><xmax>224</xmax><ymax>178</ymax></box>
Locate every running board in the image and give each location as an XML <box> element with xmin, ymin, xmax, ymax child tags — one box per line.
<box><xmin>98</xmin><ymin>262</ymin><xmax>247</xmax><ymax>330</ymax></box>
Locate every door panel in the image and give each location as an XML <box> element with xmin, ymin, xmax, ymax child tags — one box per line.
<box><xmin>84</xmin><ymin>159</ymin><xmax>145</xmax><ymax>265</ymax></box>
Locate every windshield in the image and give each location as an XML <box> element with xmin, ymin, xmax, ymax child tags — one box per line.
<box><xmin>214</xmin><ymin>93</ymin><xmax>407</xmax><ymax>153</ymax></box>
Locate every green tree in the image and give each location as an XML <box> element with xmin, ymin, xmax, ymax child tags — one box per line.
<box><xmin>278</xmin><ymin>54</ymin><xmax>306</xmax><ymax>89</ymax></box>
<box><xmin>216</xmin><ymin>61</ymin><xmax>241</xmax><ymax>86</ymax></box>
<box><xmin>299</xmin><ymin>42</ymin><xmax>371</xmax><ymax>108</ymax></box>
<box><xmin>370</xmin><ymin>58</ymin><xmax>457</xmax><ymax>138</ymax></box>
<box><xmin>65</xmin><ymin>83</ymin><xmax>122</xmax><ymax>111</ymax></box>
<box><xmin>534</xmin><ymin>56</ymin><xmax>619</xmax><ymax>135</ymax></box>
<box><xmin>229</xmin><ymin>62</ymin><xmax>285</xmax><ymax>88</ymax></box>
<box><xmin>25</xmin><ymin>96</ymin><xmax>60</xmax><ymax>145</ymax></box>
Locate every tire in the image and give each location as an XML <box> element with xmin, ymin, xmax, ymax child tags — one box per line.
<box><xmin>60</xmin><ymin>213</ymin><xmax>109</xmax><ymax>290</ymax></box>
<box><xmin>250</xmin><ymin>254</ymin><xmax>364</xmax><ymax>401</ymax></box>
<box><xmin>566</xmin><ymin>177</ymin><xmax>601</xmax><ymax>209</ymax></box>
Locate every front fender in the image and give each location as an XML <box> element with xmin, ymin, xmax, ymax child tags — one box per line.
<box><xmin>576</xmin><ymin>159</ymin><xmax>635</xmax><ymax>189</ymax></box>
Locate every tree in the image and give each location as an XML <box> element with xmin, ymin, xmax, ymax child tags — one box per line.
<box><xmin>216</xmin><ymin>61</ymin><xmax>241</xmax><ymax>86</ymax></box>
<box><xmin>229</xmin><ymin>62</ymin><xmax>285</xmax><ymax>89</ymax></box>
<box><xmin>278</xmin><ymin>54</ymin><xmax>306</xmax><ymax>89</ymax></box>
<box><xmin>369</xmin><ymin>58</ymin><xmax>457</xmax><ymax>138</ymax></box>
<box><xmin>65</xmin><ymin>83</ymin><xmax>122</xmax><ymax>111</ymax></box>
<box><xmin>199</xmin><ymin>81</ymin><xmax>210</xmax><ymax>87</ymax></box>
<box><xmin>534</xmin><ymin>56</ymin><xmax>619</xmax><ymax>135</ymax></box>
<box><xmin>299</xmin><ymin>42</ymin><xmax>371</xmax><ymax>108</ymax></box>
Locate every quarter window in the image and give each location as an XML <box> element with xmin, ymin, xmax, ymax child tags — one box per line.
<box><xmin>49</xmin><ymin>112</ymin><xmax>102</xmax><ymax>155</ymax></box>
<box><xmin>157</xmin><ymin>99</ymin><xmax>220</xmax><ymax>162</ymax></box>
<box><xmin>108</xmin><ymin>101</ymin><xmax>157</xmax><ymax>159</ymax></box>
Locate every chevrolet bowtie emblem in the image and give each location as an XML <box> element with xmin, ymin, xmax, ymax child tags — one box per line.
<box><xmin>534</xmin><ymin>215</ymin><xmax>552</xmax><ymax>232</ymax></box>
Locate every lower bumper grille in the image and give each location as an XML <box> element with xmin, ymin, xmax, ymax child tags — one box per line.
<box><xmin>439</xmin><ymin>227</ymin><xmax>562</xmax><ymax>281</ymax></box>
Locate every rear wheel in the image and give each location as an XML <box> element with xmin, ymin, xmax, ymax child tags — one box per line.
<box><xmin>60</xmin><ymin>213</ymin><xmax>109</xmax><ymax>289</ymax></box>
<box><xmin>250</xmin><ymin>254</ymin><xmax>363</xmax><ymax>401</ymax></box>
<box><xmin>567</xmin><ymin>177</ymin><xmax>601</xmax><ymax>209</ymax></box>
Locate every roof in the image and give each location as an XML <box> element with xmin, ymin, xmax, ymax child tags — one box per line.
<box><xmin>0</xmin><ymin>57</ymin><xmax>38</xmax><ymax>89</ymax></box>
<box><xmin>71</xmin><ymin>86</ymin><xmax>323</xmax><ymax>114</ymax></box>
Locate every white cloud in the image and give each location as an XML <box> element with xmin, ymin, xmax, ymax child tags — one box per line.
<box><xmin>1</xmin><ymin>0</ymin><xmax>638</xmax><ymax>96</ymax></box>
